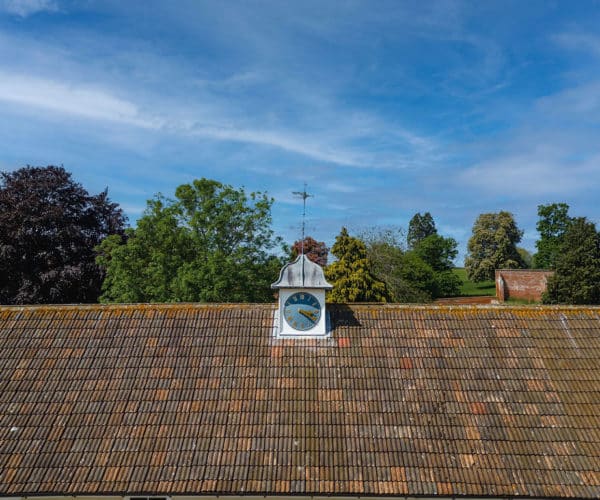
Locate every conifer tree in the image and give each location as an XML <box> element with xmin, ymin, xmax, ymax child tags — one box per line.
<box><xmin>325</xmin><ymin>227</ymin><xmax>388</xmax><ymax>302</ymax></box>
<box><xmin>407</xmin><ymin>212</ymin><xmax>436</xmax><ymax>249</ymax></box>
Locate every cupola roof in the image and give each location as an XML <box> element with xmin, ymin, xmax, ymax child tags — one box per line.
<box><xmin>271</xmin><ymin>254</ymin><xmax>333</xmax><ymax>289</ymax></box>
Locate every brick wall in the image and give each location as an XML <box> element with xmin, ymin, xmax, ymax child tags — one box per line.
<box><xmin>495</xmin><ymin>269</ymin><xmax>554</xmax><ymax>302</ymax></box>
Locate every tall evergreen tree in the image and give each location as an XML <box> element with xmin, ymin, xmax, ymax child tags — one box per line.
<box><xmin>407</xmin><ymin>212</ymin><xmax>436</xmax><ymax>249</ymax></box>
<box><xmin>543</xmin><ymin>217</ymin><xmax>600</xmax><ymax>304</ymax></box>
<box><xmin>0</xmin><ymin>166</ymin><xmax>125</xmax><ymax>304</ymax></box>
<box><xmin>325</xmin><ymin>227</ymin><xmax>388</xmax><ymax>303</ymax></box>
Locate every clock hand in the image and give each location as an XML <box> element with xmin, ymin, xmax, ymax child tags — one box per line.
<box><xmin>298</xmin><ymin>309</ymin><xmax>317</xmax><ymax>321</ymax></box>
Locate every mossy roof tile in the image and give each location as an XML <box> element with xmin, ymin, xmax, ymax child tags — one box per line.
<box><xmin>0</xmin><ymin>303</ymin><xmax>599</xmax><ymax>498</ymax></box>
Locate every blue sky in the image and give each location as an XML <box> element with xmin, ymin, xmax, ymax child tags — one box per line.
<box><xmin>1</xmin><ymin>0</ymin><xmax>600</xmax><ymax>261</ymax></box>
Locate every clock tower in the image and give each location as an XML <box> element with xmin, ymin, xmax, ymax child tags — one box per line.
<box><xmin>272</xmin><ymin>254</ymin><xmax>333</xmax><ymax>338</ymax></box>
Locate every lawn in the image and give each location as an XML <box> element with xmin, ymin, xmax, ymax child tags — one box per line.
<box><xmin>452</xmin><ymin>268</ymin><xmax>496</xmax><ymax>296</ymax></box>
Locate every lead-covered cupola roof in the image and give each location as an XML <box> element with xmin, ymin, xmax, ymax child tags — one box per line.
<box><xmin>271</xmin><ymin>254</ymin><xmax>333</xmax><ymax>289</ymax></box>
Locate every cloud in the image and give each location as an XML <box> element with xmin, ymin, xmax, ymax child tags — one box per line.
<box><xmin>0</xmin><ymin>69</ymin><xmax>443</xmax><ymax>170</ymax></box>
<box><xmin>0</xmin><ymin>71</ymin><xmax>160</xmax><ymax>128</ymax></box>
<box><xmin>459</xmin><ymin>153</ymin><xmax>598</xmax><ymax>198</ymax></box>
<box><xmin>322</xmin><ymin>181</ymin><xmax>358</xmax><ymax>194</ymax></box>
<box><xmin>458</xmin><ymin>68</ymin><xmax>600</xmax><ymax>200</ymax></box>
<box><xmin>186</xmin><ymin>125</ymin><xmax>367</xmax><ymax>167</ymax></box>
<box><xmin>554</xmin><ymin>32</ymin><xmax>600</xmax><ymax>57</ymax></box>
<box><xmin>535</xmin><ymin>81</ymin><xmax>600</xmax><ymax>118</ymax></box>
<box><xmin>0</xmin><ymin>0</ymin><xmax>57</xmax><ymax>17</ymax></box>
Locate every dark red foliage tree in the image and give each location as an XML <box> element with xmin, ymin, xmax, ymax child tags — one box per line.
<box><xmin>0</xmin><ymin>166</ymin><xmax>125</xmax><ymax>304</ymax></box>
<box><xmin>290</xmin><ymin>236</ymin><xmax>328</xmax><ymax>267</ymax></box>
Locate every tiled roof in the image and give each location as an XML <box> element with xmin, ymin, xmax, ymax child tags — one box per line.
<box><xmin>1</xmin><ymin>303</ymin><xmax>599</xmax><ymax>498</ymax></box>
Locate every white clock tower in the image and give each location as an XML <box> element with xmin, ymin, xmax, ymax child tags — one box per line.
<box><xmin>271</xmin><ymin>254</ymin><xmax>333</xmax><ymax>338</ymax></box>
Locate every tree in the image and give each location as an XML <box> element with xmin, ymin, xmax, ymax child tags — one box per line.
<box><xmin>0</xmin><ymin>165</ymin><xmax>125</xmax><ymax>304</ymax></box>
<box><xmin>534</xmin><ymin>203</ymin><xmax>573</xmax><ymax>269</ymax></box>
<box><xmin>465</xmin><ymin>211</ymin><xmax>524</xmax><ymax>282</ymax></box>
<box><xmin>96</xmin><ymin>197</ymin><xmax>191</xmax><ymax>303</ymax></box>
<box><xmin>409</xmin><ymin>234</ymin><xmax>462</xmax><ymax>298</ymax></box>
<box><xmin>325</xmin><ymin>227</ymin><xmax>388</xmax><ymax>302</ymax></box>
<box><xmin>363</xmin><ymin>226</ymin><xmax>461</xmax><ymax>302</ymax></box>
<box><xmin>543</xmin><ymin>217</ymin><xmax>600</xmax><ymax>304</ymax></box>
<box><xmin>367</xmin><ymin>239</ymin><xmax>431</xmax><ymax>303</ymax></box>
<box><xmin>407</xmin><ymin>212</ymin><xmax>436</xmax><ymax>249</ymax></box>
<box><xmin>517</xmin><ymin>247</ymin><xmax>533</xmax><ymax>268</ymax></box>
<box><xmin>413</xmin><ymin>234</ymin><xmax>457</xmax><ymax>272</ymax></box>
<box><xmin>290</xmin><ymin>236</ymin><xmax>328</xmax><ymax>267</ymax></box>
<box><xmin>97</xmin><ymin>178</ymin><xmax>284</xmax><ymax>303</ymax></box>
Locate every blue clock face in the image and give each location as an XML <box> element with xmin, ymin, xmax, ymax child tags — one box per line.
<box><xmin>284</xmin><ymin>292</ymin><xmax>321</xmax><ymax>331</ymax></box>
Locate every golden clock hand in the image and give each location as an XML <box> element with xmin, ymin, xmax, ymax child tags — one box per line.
<box><xmin>298</xmin><ymin>309</ymin><xmax>317</xmax><ymax>321</ymax></box>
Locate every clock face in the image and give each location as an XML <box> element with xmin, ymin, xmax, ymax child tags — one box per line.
<box><xmin>284</xmin><ymin>292</ymin><xmax>321</xmax><ymax>331</ymax></box>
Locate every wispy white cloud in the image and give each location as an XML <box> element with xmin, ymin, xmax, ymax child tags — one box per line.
<box><xmin>459</xmin><ymin>77</ymin><xmax>600</xmax><ymax>200</ymax></box>
<box><xmin>192</xmin><ymin>71</ymin><xmax>266</xmax><ymax>90</ymax></box>
<box><xmin>8</xmin><ymin>0</ymin><xmax>600</xmax><ymax>255</ymax></box>
<box><xmin>554</xmin><ymin>32</ymin><xmax>600</xmax><ymax>57</ymax></box>
<box><xmin>459</xmin><ymin>153</ymin><xmax>598</xmax><ymax>198</ymax></box>
<box><xmin>0</xmin><ymin>0</ymin><xmax>57</xmax><ymax>17</ymax></box>
<box><xmin>535</xmin><ymin>80</ymin><xmax>600</xmax><ymax>118</ymax></box>
<box><xmin>0</xmin><ymin>69</ymin><xmax>443</xmax><ymax>170</ymax></box>
<box><xmin>322</xmin><ymin>181</ymin><xmax>358</xmax><ymax>194</ymax></box>
<box><xmin>186</xmin><ymin>125</ymin><xmax>367</xmax><ymax>167</ymax></box>
<box><xmin>0</xmin><ymin>71</ymin><xmax>160</xmax><ymax>128</ymax></box>
<box><xmin>0</xmin><ymin>71</ymin><xmax>352</xmax><ymax>163</ymax></box>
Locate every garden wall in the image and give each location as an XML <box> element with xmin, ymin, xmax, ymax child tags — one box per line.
<box><xmin>495</xmin><ymin>269</ymin><xmax>554</xmax><ymax>302</ymax></box>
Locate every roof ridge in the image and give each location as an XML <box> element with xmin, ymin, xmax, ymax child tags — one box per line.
<box><xmin>2</xmin><ymin>302</ymin><xmax>600</xmax><ymax>312</ymax></box>
<box><xmin>0</xmin><ymin>302</ymin><xmax>278</xmax><ymax>312</ymax></box>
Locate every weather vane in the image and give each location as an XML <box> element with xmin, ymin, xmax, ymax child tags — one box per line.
<box><xmin>292</xmin><ymin>183</ymin><xmax>312</xmax><ymax>256</ymax></box>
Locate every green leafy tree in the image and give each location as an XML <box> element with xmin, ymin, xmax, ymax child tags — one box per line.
<box><xmin>97</xmin><ymin>178</ymin><xmax>284</xmax><ymax>303</ymax></box>
<box><xmin>534</xmin><ymin>203</ymin><xmax>573</xmax><ymax>269</ymax></box>
<box><xmin>465</xmin><ymin>211</ymin><xmax>525</xmax><ymax>282</ymax></box>
<box><xmin>407</xmin><ymin>212</ymin><xmax>436</xmax><ymax>249</ymax></box>
<box><xmin>517</xmin><ymin>247</ymin><xmax>533</xmax><ymax>268</ymax></box>
<box><xmin>543</xmin><ymin>217</ymin><xmax>600</xmax><ymax>304</ymax></box>
<box><xmin>412</xmin><ymin>234</ymin><xmax>461</xmax><ymax>298</ymax></box>
<box><xmin>414</xmin><ymin>234</ymin><xmax>457</xmax><ymax>272</ymax></box>
<box><xmin>367</xmin><ymin>239</ymin><xmax>431</xmax><ymax>302</ymax></box>
<box><xmin>290</xmin><ymin>236</ymin><xmax>328</xmax><ymax>267</ymax></box>
<box><xmin>97</xmin><ymin>198</ymin><xmax>191</xmax><ymax>302</ymax></box>
<box><xmin>396</xmin><ymin>251</ymin><xmax>438</xmax><ymax>301</ymax></box>
<box><xmin>325</xmin><ymin>227</ymin><xmax>388</xmax><ymax>302</ymax></box>
<box><xmin>364</xmin><ymin>227</ymin><xmax>460</xmax><ymax>302</ymax></box>
<box><xmin>0</xmin><ymin>165</ymin><xmax>125</xmax><ymax>304</ymax></box>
